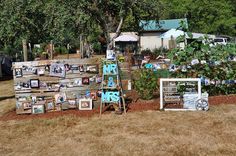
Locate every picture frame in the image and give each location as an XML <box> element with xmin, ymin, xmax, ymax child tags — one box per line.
<box><xmin>55</xmin><ymin>93</ymin><xmax>67</xmax><ymax>104</ymax></box>
<box><xmin>96</xmin><ymin>77</ymin><xmax>102</xmax><ymax>83</ymax></box>
<box><xmin>79</xmin><ymin>65</ymin><xmax>84</xmax><ymax>72</ymax></box>
<box><xmin>79</xmin><ymin>98</ymin><xmax>92</xmax><ymax>110</ymax></box>
<box><xmin>55</xmin><ymin>103</ymin><xmax>62</xmax><ymax>111</ymax></box>
<box><xmin>30</xmin><ymin>79</ymin><xmax>40</xmax><ymax>88</ymax></box>
<box><xmin>82</xmin><ymin>77</ymin><xmax>90</xmax><ymax>85</ymax></box>
<box><xmin>68</xmin><ymin>99</ymin><xmax>77</xmax><ymax>109</ymax></box>
<box><xmin>23</xmin><ymin>102</ymin><xmax>31</xmax><ymax>110</ymax></box>
<box><xmin>15</xmin><ymin>68</ymin><xmax>23</xmax><ymax>78</ymax></box>
<box><xmin>90</xmin><ymin>91</ymin><xmax>97</xmax><ymax>100</ymax></box>
<box><xmin>37</xmin><ymin>68</ymin><xmax>45</xmax><ymax>76</ymax></box>
<box><xmin>73</xmin><ymin>78</ymin><xmax>82</xmax><ymax>86</ymax></box>
<box><xmin>87</xmin><ymin>65</ymin><xmax>98</xmax><ymax>73</ymax></box>
<box><xmin>50</xmin><ymin>63</ymin><xmax>66</xmax><ymax>78</ymax></box>
<box><xmin>45</xmin><ymin>100</ymin><xmax>54</xmax><ymax>112</ymax></box>
<box><xmin>32</xmin><ymin>104</ymin><xmax>45</xmax><ymax>114</ymax></box>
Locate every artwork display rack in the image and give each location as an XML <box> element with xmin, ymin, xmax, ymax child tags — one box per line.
<box><xmin>13</xmin><ymin>58</ymin><xmax>101</xmax><ymax>114</ymax></box>
<box><xmin>100</xmin><ymin>59</ymin><xmax>126</xmax><ymax>115</ymax></box>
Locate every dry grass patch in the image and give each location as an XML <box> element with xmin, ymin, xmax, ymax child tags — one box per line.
<box><xmin>0</xmin><ymin>79</ymin><xmax>14</xmax><ymax>97</ymax></box>
<box><xmin>0</xmin><ymin>105</ymin><xmax>236</xmax><ymax>156</ymax></box>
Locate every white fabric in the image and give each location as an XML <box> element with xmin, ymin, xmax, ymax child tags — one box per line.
<box><xmin>160</xmin><ymin>29</ymin><xmax>185</xmax><ymax>39</ymax></box>
<box><xmin>114</xmin><ymin>35</ymin><xmax>138</xmax><ymax>42</ymax></box>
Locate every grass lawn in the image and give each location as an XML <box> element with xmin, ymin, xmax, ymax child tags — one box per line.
<box><xmin>0</xmin><ymin>105</ymin><xmax>236</xmax><ymax>156</ymax></box>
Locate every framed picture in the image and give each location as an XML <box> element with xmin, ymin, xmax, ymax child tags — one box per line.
<box><xmin>79</xmin><ymin>98</ymin><xmax>92</xmax><ymax>110</ymax></box>
<box><xmin>45</xmin><ymin>65</ymin><xmax>50</xmax><ymax>71</ymax></box>
<box><xmin>30</xmin><ymin>79</ymin><xmax>40</xmax><ymax>88</ymax></box>
<box><xmin>55</xmin><ymin>93</ymin><xmax>67</xmax><ymax>104</ymax></box>
<box><xmin>50</xmin><ymin>63</ymin><xmax>66</xmax><ymax>78</ymax></box>
<box><xmin>87</xmin><ymin>65</ymin><xmax>98</xmax><ymax>73</ymax></box>
<box><xmin>22</xmin><ymin>82</ymin><xmax>31</xmax><ymax>89</ymax></box>
<box><xmin>40</xmin><ymin>81</ymin><xmax>47</xmax><ymax>88</ymax></box>
<box><xmin>55</xmin><ymin>103</ymin><xmax>62</xmax><ymax>111</ymax></box>
<box><xmin>96</xmin><ymin>77</ymin><xmax>102</xmax><ymax>83</ymax></box>
<box><xmin>106</xmin><ymin>50</ymin><xmax>115</xmax><ymax>60</ymax></box>
<box><xmin>64</xmin><ymin>64</ymin><xmax>70</xmax><ymax>71</ymax></box>
<box><xmin>23</xmin><ymin>102</ymin><xmax>31</xmax><ymax>110</ymax></box>
<box><xmin>90</xmin><ymin>91</ymin><xmax>97</xmax><ymax>100</ymax></box>
<box><xmin>37</xmin><ymin>68</ymin><xmax>45</xmax><ymax>76</ymax></box>
<box><xmin>68</xmin><ymin>99</ymin><xmax>77</xmax><ymax>109</ymax></box>
<box><xmin>70</xmin><ymin>65</ymin><xmax>79</xmax><ymax>71</ymax></box>
<box><xmin>82</xmin><ymin>77</ymin><xmax>90</xmax><ymax>85</ymax></box>
<box><xmin>32</xmin><ymin>104</ymin><xmax>45</xmax><ymax>114</ymax></box>
<box><xmin>73</xmin><ymin>78</ymin><xmax>82</xmax><ymax>86</ymax></box>
<box><xmin>79</xmin><ymin>65</ymin><xmax>84</xmax><ymax>72</ymax></box>
<box><xmin>45</xmin><ymin>100</ymin><xmax>54</xmax><ymax>111</ymax></box>
<box><xmin>15</xmin><ymin>68</ymin><xmax>23</xmax><ymax>78</ymax></box>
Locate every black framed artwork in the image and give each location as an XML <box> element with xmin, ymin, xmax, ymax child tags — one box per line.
<box><xmin>82</xmin><ymin>77</ymin><xmax>89</xmax><ymax>85</ymax></box>
<box><xmin>30</xmin><ymin>79</ymin><xmax>40</xmax><ymax>88</ymax></box>
<box><xmin>15</xmin><ymin>68</ymin><xmax>23</xmax><ymax>78</ymax></box>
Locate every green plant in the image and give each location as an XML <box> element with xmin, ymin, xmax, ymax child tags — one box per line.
<box><xmin>168</xmin><ymin>36</ymin><xmax>236</xmax><ymax>95</ymax></box>
<box><xmin>133</xmin><ymin>69</ymin><xmax>158</xmax><ymax>100</ymax></box>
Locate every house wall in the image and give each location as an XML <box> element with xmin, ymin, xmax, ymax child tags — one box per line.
<box><xmin>140</xmin><ymin>32</ymin><xmax>170</xmax><ymax>50</ymax></box>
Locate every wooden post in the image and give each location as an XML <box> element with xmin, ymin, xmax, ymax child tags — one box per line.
<box><xmin>80</xmin><ymin>35</ymin><xmax>84</xmax><ymax>58</ymax></box>
<box><xmin>50</xmin><ymin>40</ymin><xmax>53</xmax><ymax>60</ymax></box>
<box><xmin>67</xmin><ymin>43</ymin><xmax>70</xmax><ymax>59</ymax></box>
<box><xmin>22</xmin><ymin>39</ymin><xmax>28</xmax><ymax>61</ymax></box>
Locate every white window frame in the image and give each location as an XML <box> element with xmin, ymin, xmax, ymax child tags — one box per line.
<box><xmin>160</xmin><ymin>78</ymin><xmax>201</xmax><ymax>111</ymax></box>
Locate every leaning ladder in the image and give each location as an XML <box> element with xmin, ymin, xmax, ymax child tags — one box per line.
<box><xmin>100</xmin><ymin>59</ymin><xmax>126</xmax><ymax>115</ymax></box>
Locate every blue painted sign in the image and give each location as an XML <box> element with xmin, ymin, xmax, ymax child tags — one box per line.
<box><xmin>103</xmin><ymin>64</ymin><xmax>117</xmax><ymax>75</ymax></box>
<box><xmin>102</xmin><ymin>91</ymin><xmax>120</xmax><ymax>103</ymax></box>
<box><xmin>108</xmin><ymin>77</ymin><xmax>116</xmax><ymax>87</ymax></box>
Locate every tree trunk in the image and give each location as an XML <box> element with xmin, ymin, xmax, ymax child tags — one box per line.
<box><xmin>22</xmin><ymin>39</ymin><xmax>28</xmax><ymax>62</ymax></box>
<box><xmin>107</xmin><ymin>17</ymin><xmax>124</xmax><ymax>50</ymax></box>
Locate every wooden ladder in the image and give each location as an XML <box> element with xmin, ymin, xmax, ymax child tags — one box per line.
<box><xmin>100</xmin><ymin>59</ymin><xmax>126</xmax><ymax>115</ymax></box>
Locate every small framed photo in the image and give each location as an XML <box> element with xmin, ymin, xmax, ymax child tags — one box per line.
<box><xmin>79</xmin><ymin>98</ymin><xmax>92</xmax><ymax>110</ymax></box>
<box><xmin>50</xmin><ymin>63</ymin><xmax>66</xmax><ymax>78</ymax></box>
<box><xmin>32</xmin><ymin>104</ymin><xmax>45</xmax><ymax>114</ymax></box>
<box><xmin>23</xmin><ymin>102</ymin><xmax>31</xmax><ymax>110</ymax></box>
<box><xmin>55</xmin><ymin>103</ymin><xmax>62</xmax><ymax>111</ymax></box>
<box><xmin>68</xmin><ymin>99</ymin><xmax>77</xmax><ymax>109</ymax></box>
<box><xmin>96</xmin><ymin>77</ymin><xmax>102</xmax><ymax>83</ymax></box>
<box><xmin>70</xmin><ymin>65</ymin><xmax>79</xmax><ymax>71</ymax></box>
<box><xmin>90</xmin><ymin>91</ymin><xmax>97</xmax><ymax>100</ymax></box>
<box><xmin>55</xmin><ymin>93</ymin><xmax>67</xmax><ymax>104</ymax></box>
<box><xmin>87</xmin><ymin>65</ymin><xmax>98</xmax><ymax>73</ymax></box>
<box><xmin>30</xmin><ymin>79</ymin><xmax>40</xmax><ymax>88</ymax></box>
<box><xmin>45</xmin><ymin>65</ymin><xmax>50</xmax><ymax>71</ymax></box>
<box><xmin>73</xmin><ymin>78</ymin><xmax>82</xmax><ymax>86</ymax></box>
<box><xmin>79</xmin><ymin>65</ymin><xmax>84</xmax><ymax>72</ymax></box>
<box><xmin>45</xmin><ymin>100</ymin><xmax>54</xmax><ymax>112</ymax></box>
<box><xmin>15</xmin><ymin>68</ymin><xmax>23</xmax><ymax>78</ymax></box>
<box><xmin>82</xmin><ymin>77</ymin><xmax>90</xmax><ymax>85</ymax></box>
<box><xmin>64</xmin><ymin>64</ymin><xmax>70</xmax><ymax>71</ymax></box>
<box><xmin>38</xmin><ymin>68</ymin><xmax>45</xmax><ymax>76</ymax></box>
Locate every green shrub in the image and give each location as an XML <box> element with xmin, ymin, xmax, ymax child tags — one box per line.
<box><xmin>133</xmin><ymin>69</ymin><xmax>158</xmax><ymax>100</ymax></box>
<box><xmin>168</xmin><ymin>36</ymin><xmax>236</xmax><ymax>95</ymax></box>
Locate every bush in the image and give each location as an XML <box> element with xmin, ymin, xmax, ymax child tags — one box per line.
<box><xmin>133</xmin><ymin>69</ymin><xmax>158</xmax><ymax>100</ymax></box>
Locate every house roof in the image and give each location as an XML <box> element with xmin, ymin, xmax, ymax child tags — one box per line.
<box><xmin>139</xmin><ymin>18</ymin><xmax>188</xmax><ymax>31</ymax></box>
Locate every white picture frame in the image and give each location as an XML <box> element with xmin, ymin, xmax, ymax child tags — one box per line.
<box><xmin>79</xmin><ymin>98</ymin><xmax>92</xmax><ymax>110</ymax></box>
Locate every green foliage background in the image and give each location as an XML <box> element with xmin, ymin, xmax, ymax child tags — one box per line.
<box><xmin>0</xmin><ymin>0</ymin><xmax>235</xmax><ymax>58</ymax></box>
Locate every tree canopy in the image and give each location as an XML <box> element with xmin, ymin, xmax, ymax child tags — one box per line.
<box><xmin>0</xmin><ymin>0</ymin><xmax>235</xmax><ymax>55</ymax></box>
